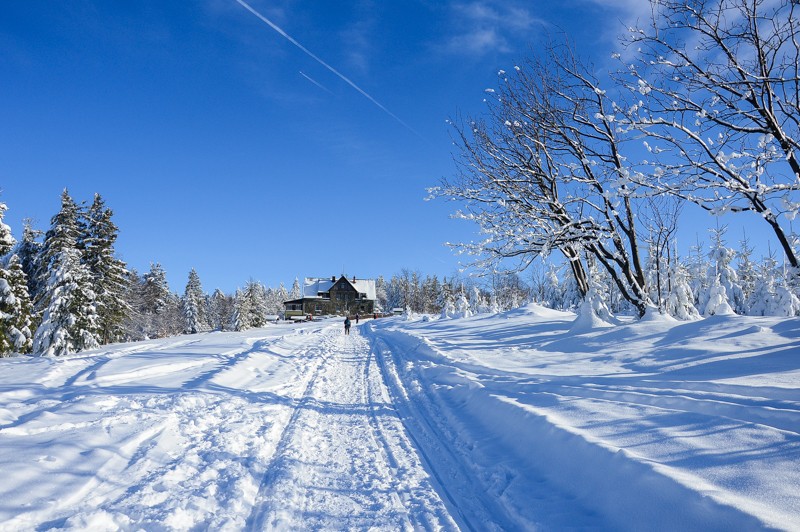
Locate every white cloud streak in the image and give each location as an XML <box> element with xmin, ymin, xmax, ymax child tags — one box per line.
<box><xmin>236</xmin><ymin>0</ymin><xmax>422</xmax><ymax>138</ymax></box>
<box><xmin>299</xmin><ymin>71</ymin><xmax>332</xmax><ymax>94</ymax></box>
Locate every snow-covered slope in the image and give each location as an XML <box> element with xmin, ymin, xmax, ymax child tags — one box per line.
<box><xmin>369</xmin><ymin>304</ymin><xmax>800</xmax><ymax>531</ymax></box>
<box><xmin>1</xmin><ymin>308</ymin><xmax>798</xmax><ymax>531</ymax></box>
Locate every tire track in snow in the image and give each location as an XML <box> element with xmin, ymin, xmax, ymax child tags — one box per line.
<box><xmin>246</xmin><ymin>326</ymin><xmax>458</xmax><ymax>531</ymax></box>
<box><xmin>368</xmin><ymin>333</ymin><xmax>518</xmax><ymax>532</ymax></box>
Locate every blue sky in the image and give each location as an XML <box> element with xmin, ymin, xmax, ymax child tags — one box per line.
<box><xmin>0</xmin><ymin>0</ymin><xmax>779</xmax><ymax>293</ymax></box>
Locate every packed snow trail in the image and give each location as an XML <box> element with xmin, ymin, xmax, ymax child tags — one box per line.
<box><xmin>246</xmin><ymin>325</ymin><xmax>459</xmax><ymax>531</ymax></box>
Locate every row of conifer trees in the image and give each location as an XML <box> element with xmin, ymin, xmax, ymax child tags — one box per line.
<box><xmin>0</xmin><ymin>190</ymin><xmax>303</xmax><ymax>357</ymax></box>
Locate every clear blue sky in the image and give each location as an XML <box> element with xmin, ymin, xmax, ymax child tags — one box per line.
<box><xmin>0</xmin><ymin>0</ymin><xmax>780</xmax><ymax>293</ymax></box>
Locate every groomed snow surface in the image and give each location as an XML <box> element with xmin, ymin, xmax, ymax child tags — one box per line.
<box><xmin>0</xmin><ymin>306</ymin><xmax>798</xmax><ymax>531</ymax></box>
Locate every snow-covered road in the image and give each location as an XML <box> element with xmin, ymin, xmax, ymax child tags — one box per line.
<box><xmin>1</xmin><ymin>308</ymin><xmax>798</xmax><ymax>531</ymax></box>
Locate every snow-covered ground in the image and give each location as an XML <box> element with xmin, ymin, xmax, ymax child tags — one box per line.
<box><xmin>0</xmin><ymin>307</ymin><xmax>798</xmax><ymax>531</ymax></box>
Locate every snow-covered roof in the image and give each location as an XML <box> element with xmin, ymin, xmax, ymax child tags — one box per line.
<box><xmin>303</xmin><ymin>276</ymin><xmax>376</xmax><ymax>300</ymax></box>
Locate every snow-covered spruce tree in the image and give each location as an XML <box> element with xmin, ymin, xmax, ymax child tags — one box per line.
<box><xmin>208</xmin><ymin>288</ymin><xmax>233</xmax><ymax>331</ymax></box>
<box><xmin>289</xmin><ymin>277</ymin><xmax>302</xmax><ymax>301</ymax></box>
<box><xmin>431</xmin><ymin>39</ymin><xmax>655</xmax><ymax>316</ymax></box>
<box><xmin>737</xmin><ymin>231</ymin><xmax>757</xmax><ymax>305</ymax></box>
<box><xmin>665</xmin><ymin>260</ymin><xmax>700</xmax><ymax>321</ymax></box>
<box><xmin>181</xmin><ymin>268</ymin><xmax>207</xmax><ymax>334</ymax></box>
<box><xmin>561</xmin><ymin>263</ymin><xmax>585</xmax><ymax>311</ymax></box>
<box><xmin>435</xmin><ymin>277</ymin><xmax>452</xmax><ymax>314</ymax></box>
<box><xmin>231</xmin><ymin>288</ymin><xmax>247</xmax><ymax>331</ymax></box>
<box><xmin>0</xmin><ymin>255</ymin><xmax>34</xmax><ymax>355</ymax></box>
<box><xmin>703</xmin><ymin>225</ymin><xmax>747</xmax><ymax>315</ymax></box>
<box><xmin>375</xmin><ymin>275</ymin><xmax>389</xmax><ymax>313</ymax></box>
<box><xmin>703</xmin><ymin>276</ymin><xmax>735</xmax><ymax>317</ymax></box>
<box><xmin>455</xmin><ymin>291</ymin><xmax>472</xmax><ymax>319</ymax></box>
<box><xmin>748</xmin><ymin>256</ymin><xmax>778</xmax><ymax>316</ymax></box>
<box><xmin>33</xmin><ymin>189</ymin><xmax>84</xmax><ymax>314</ymax></box>
<box><xmin>687</xmin><ymin>235</ymin><xmax>709</xmax><ymax>308</ymax></box>
<box><xmin>13</xmin><ymin>218</ymin><xmax>43</xmax><ymax>300</ymax></box>
<box><xmin>620</xmin><ymin>0</ymin><xmax>800</xmax><ymax>283</ymax></box>
<box><xmin>142</xmin><ymin>263</ymin><xmax>170</xmax><ymax>316</ymax></box>
<box><xmin>772</xmin><ymin>285</ymin><xmax>800</xmax><ymax>317</ymax></box>
<box><xmin>81</xmin><ymin>194</ymin><xmax>130</xmax><ymax>344</ymax></box>
<box><xmin>542</xmin><ymin>263</ymin><xmax>563</xmax><ymax>310</ymax></box>
<box><xmin>0</xmin><ymin>203</ymin><xmax>34</xmax><ymax>356</ymax></box>
<box><xmin>275</xmin><ymin>282</ymin><xmax>289</xmax><ymax>314</ymax></box>
<box><xmin>33</xmin><ymin>248</ymin><xmax>100</xmax><ymax>356</ymax></box>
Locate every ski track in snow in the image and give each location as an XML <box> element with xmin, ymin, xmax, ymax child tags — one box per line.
<box><xmin>1</xmin><ymin>308</ymin><xmax>799</xmax><ymax>531</ymax></box>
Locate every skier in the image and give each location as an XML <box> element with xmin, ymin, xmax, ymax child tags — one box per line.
<box><xmin>344</xmin><ymin>316</ymin><xmax>351</xmax><ymax>335</ymax></box>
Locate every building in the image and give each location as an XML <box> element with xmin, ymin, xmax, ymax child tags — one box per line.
<box><xmin>284</xmin><ymin>275</ymin><xmax>377</xmax><ymax>318</ymax></box>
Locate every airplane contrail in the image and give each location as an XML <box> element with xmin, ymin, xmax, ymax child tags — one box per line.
<box><xmin>236</xmin><ymin>0</ymin><xmax>423</xmax><ymax>139</ymax></box>
<box><xmin>299</xmin><ymin>71</ymin><xmax>332</xmax><ymax>94</ymax></box>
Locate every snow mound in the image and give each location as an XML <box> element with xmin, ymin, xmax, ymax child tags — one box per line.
<box><xmin>639</xmin><ymin>304</ymin><xmax>678</xmax><ymax>324</ymax></box>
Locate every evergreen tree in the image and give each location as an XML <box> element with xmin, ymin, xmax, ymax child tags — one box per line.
<box><xmin>0</xmin><ymin>255</ymin><xmax>34</xmax><ymax>355</ymax></box>
<box><xmin>703</xmin><ymin>225</ymin><xmax>747</xmax><ymax>314</ymax></box>
<box><xmin>737</xmin><ymin>230</ymin><xmax>757</xmax><ymax>304</ymax></box>
<box><xmin>748</xmin><ymin>256</ymin><xmax>778</xmax><ymax>316</ymax></box>
<box><xmin>208</xmin><ymin>288</ymin><xmax>231</xmax><ymax>330</ymax></box>
<box><xmin>542</xmin><ymin>263</ymin><xmax>563</xmax><ymax>310</ymax></box>
<box><xmin>181</xmin><ymin>268</ymin><xmax>206</xmax><ymax>334</ymax></box>
<box><xmin>0</xmin><ymin>204</ymin><xmax>34</xmax><ymax>355</ymax></box>
<box><xmin>82</xmin><ymin>194</ymin><xmax>130</xmax><ymax>344</ymax></box>
<box><xmin>34</xmin><ymin>189</ymin><xmax>84</xmax><ymax>312</ymax></box>
<box><xmin>665</xmin><ymin>261</ymin><xmax>701</xmax><ymax>321</ymax></box>
<box><xmin>232</xmin><ymin>288</ymin><xmax>248</xmax><ymax>331</ymax></box>
<box><xmin>12</xmin><ymin>218</ymin><xmax>43</xmax><ymax>299</ymax></box>
<box><xmin>375</xmin><ymin>275</ymin><xmax>388</xmax><ymax>312</ymax></box>
<box><xmin>142</xmin><ymin>263</ymin><xmax>171</xmax><ymax>315</ymax></box>
<box><xmin>33</xmin><ymin>248</ymin><xmax>100</xmax><ymax>356</ymax></box>
<box><xmin>289</xmin><ymin>277</ymin><xmax>302</xmax><ymax>300</ymax></box>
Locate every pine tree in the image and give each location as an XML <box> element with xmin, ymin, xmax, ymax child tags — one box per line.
<box><xmin>737</xmin><ymin>230</ymin><xmax>757</xmax><ymax>304</ymax></box>
<box><xmin>81</xmin><ymin>194</ymin><xmax>130</xmax><ymax>344</ymax></box>
<box><xmin>542</xmin><ymin>263</ymin><xmax>563</xmax><ymax>310</ymax></box>
<box><xmin>182</xmin><ymin>268</ymin><xmax>206</xmax><ymax>334</ymax></box>
<box><xmin>232</xmin><ymin>288</ymin><xmax>249</xmax><ymax>331</ymax></box>
<box><xmin>33</xmin><ymin>248</ymin><xmax>100</xmax><ymax>356</ymax></box>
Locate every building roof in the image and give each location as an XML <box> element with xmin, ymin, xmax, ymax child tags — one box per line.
<box><xmin>302</xmin><ymin>276</ymin><xmax>376</xmax><ymax>300</ymax></box>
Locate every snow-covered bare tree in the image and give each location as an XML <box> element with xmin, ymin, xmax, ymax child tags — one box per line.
<box><xmin>620</xmin><ymin>0</ymin><xmax>800</xmax><ymax>279</ymax></box>
<box><xmin>432</xmin><ymin>40</ymin><xmax>654</xmax><ymax>315</ymax></box>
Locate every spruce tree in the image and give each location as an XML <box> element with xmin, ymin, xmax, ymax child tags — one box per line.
<box><xmin>1</xmin><ymin>255</ymin><xmax>34</xmax><ymax>355</ymax></box>
<box><xmin>15</xmin><ymin>218</ymin><xmax>43</xmax><ymax>300</ymax></box>
<box><xmin>142</xmin><ymin>262</ymin><xmax>171</xmax><ymax>315</ymax></box>
<box><xmin>182</xmin><ymin>268</ymin><xmax>206</xmax><ymax>334</ymax></box>
<box><xmin>34</xmin><ymin>189</ymin><xmax>84</xmax><ymax>314</ymax></box>
<box><xmin>33</xmin><ymin>248</ymin><xmax>100</xmax><ymax>356</ymax></box>
<box><xmin>82</xmin><ymin>194</ymin><xmax>130</xmax><ymax>344</ymax></box>
<box><xmin>289</xmin><ymin>277</ymin><xmax>302</xmax><ymax>300</ymax></box>
<box><xmin>0</xmin><ymin>203</ymin><xmax>34</xmax><ymax>355</ymax></box>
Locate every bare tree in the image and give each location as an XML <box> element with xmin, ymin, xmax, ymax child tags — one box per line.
<box><xmin>431</xmin><ymin>39</ymin><xmax>654</xmax><ymax>315</ymax></box>
<box><xmin>619</xmin><ymin>0</ymin><xmax>800</xmax><ymax>276</ymax></box>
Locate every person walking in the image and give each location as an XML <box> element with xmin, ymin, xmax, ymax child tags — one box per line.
<box><xmin>344</xmin><ymin>316</ymin><xmax>351</xmax><ymax>335</ymax></box>
<box><xmin>355</xmin><ymin>313</ymin><xmax>360</xmax><ymax>324</ymax></box>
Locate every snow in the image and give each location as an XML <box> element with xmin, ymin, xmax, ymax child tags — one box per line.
<box><xmin>0</xmin><ymin>307</ymin><xmax>799</xmax><ymax>531</ymax></box>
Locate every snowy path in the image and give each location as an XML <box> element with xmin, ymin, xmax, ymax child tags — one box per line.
<box><xmin>246</xmin><ymin>326</ymin><xmax>458</xmax><ymax>531</ymax></box>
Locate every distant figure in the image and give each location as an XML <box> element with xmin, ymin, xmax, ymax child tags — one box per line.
<box><xmin>355</xmin><ymin>313</ymin><xmax>360</xmax><ymax>324</ymax></box>
<box><xmin>344</xmin><ymin>317</ymin><xmax>351</xmax><ymax>335</ymax></box>
<box><xmin>374</xmin><ymin>313</ymin><xmax>377</xmax><ymax>320</ymax></box>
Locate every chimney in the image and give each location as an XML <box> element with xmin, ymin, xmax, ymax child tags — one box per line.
<box><xmin>332</xmin><ymin>275</ymin><xmax>336</xmax><ymax>282</ymax></box>
<box><xmin>352</xmin><ymin>276</ymin><xmax>356</xmax><ymax>283</ymax></box>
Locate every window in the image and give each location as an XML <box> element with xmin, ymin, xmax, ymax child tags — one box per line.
<box><xmin>337</xmin><ymin>305</ymin><xmax>341</xmax><ymax>312</ymax></box>
<box><xmin>337</xmin><ymin>293</ymin><xmax>341</xmax><ymax>300</ymax></box>
<box><xmin>315</xmin><ymin>304</ymin><xmax>322</xmax><ymax>311</ymax></box>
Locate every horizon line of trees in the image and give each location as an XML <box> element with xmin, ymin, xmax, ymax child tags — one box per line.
<box><xmin>0</xmin><ymin>190</ymin><xmax>304</xmax><ymax>357</ymax></box>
